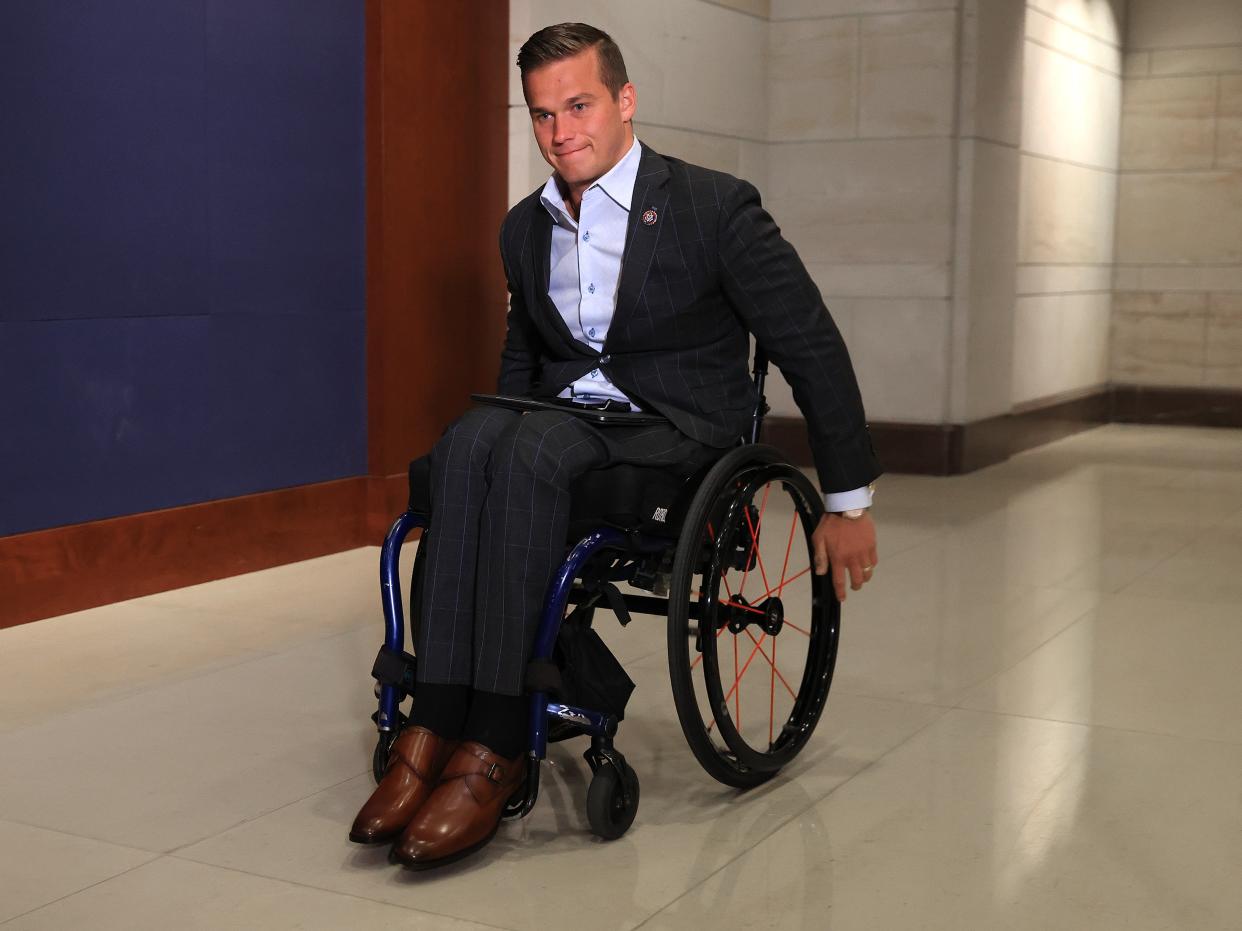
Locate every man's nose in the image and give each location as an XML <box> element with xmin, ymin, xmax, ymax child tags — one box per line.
<box><xmin>551</xmin><ymin>116</ymin><xmax>572</xmax><ymax>145</ymax></box>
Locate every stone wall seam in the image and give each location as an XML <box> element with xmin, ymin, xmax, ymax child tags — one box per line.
<box><xmin>1025</xmin><ymin>35</ymin><xmax>1123</xmax><ymax>78</ymax></box>
<box><xmin>1026</xmin><ymin>2</ymin><xmax>1123</xmax><ymax>48</ymax></box>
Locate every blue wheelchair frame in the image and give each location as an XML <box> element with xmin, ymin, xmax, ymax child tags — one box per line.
<box><xmin>372</xmin><ymin>351</ymin><xmax>772</xmax><ymax>818</ymax></box>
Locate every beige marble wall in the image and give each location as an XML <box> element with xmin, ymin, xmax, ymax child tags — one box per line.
<box><xmin>509</xmin><ymin>0</ymin><xmax>768</xmax><ymax>203</ymax></box>
<box><xmin>950</xmin><ymin>0</ymin><xmax>1025</xmax><ymax>423</ymax></box>
<box><xmin>763</xmin><ymin>7</ymin><xmax>959</xmax><ymax>423</ymax></box>
<box><xmin>1012</xmin><ymin>0</ymin><xmax>1124</xmax><ymax>407</ymax></box>
<box><xmin>1115</xmin><ymin>0</ymin><xmax>1242</xmax><ymax>389</ymax></box>
<box><xmin>510</xmin><ymin>0</ymin><xmax>960</xmax><ymax>425</ymax></box>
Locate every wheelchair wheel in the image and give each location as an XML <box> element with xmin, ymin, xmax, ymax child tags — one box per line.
<box><xmin>667</xmin><ymin>445</ymin><xmax>840</xmax><ymax>789</ymax></box>
<box><xmin>586</xmin><ymin>758</ymin><xmax>640</xmax><ymax>840</ymax></box>
<box><xmin>372</xmin><ymin>711</ymin><xmax>408</xmax><ymax>784</ymax></box>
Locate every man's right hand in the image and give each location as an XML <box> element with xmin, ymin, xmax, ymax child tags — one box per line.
<box><xmin>811</xmin><ymin>511</ymin><xmax>878</xmax><ymax>603</ymax></box>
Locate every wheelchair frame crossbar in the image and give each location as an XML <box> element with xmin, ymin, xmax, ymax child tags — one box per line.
<box><xmin>564</xmin><ymin>588</ymin><xmax>703</xmax><ymax>621</ymax></box>
<box><xmin>377</xmin><ymin>510</ymin><xmax>683</xmax><ymax>745</ymax></box>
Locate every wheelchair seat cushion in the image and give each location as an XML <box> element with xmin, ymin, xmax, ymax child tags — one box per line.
<box><xmin>407</xmin><ymin>449</ymin><xmax>713</xmax><ymax>540</ymax></box>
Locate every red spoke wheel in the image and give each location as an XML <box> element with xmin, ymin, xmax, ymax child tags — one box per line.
<box><xmin>667</xmin><ymin>446</ymin><xmax>840</xmax><ymax>788</ymax></box>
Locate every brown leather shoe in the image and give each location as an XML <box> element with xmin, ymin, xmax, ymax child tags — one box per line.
<box><xmin>349</xmin><ymin>727</ymin><xmax>457</xmax><ymax>845</ymax></box>
<box><xmin>388</xmin><ymin>741</ymin><xmax>525</xmax><ymax>869</ymax></box>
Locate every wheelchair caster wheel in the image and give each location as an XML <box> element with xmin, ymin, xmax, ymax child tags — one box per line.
<box><xmin>586</xmin><ymin>759</ymin><xmax>640</xmax><ymax>840</ymax></box>
<box><xmin>372</xmin><ymin>732</ymin><xmax>395</xmax><ymax>784</ymax></box>
<box><xmin>371</xmin><ymin>712</ymin><xmax>408</xmax><ymax>784</ymax></box>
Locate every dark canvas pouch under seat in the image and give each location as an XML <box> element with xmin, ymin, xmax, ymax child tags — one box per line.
<box><xmin>553</xmin><ymin>615</ymin><xmax>636</xmax><ymax>722</ymax></box>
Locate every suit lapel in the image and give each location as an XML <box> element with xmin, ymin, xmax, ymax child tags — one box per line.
<box><xmin>527</xmin><ymin>204</ymin><xmax>583</xmax><ymax>351</ymax></box>
<box><xmin>610</xmin><ymin>148</ymin><xmax>672</xmax><ymax>344</ymax></box>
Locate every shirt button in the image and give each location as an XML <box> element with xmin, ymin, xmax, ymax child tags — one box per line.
<box><xmin>588</xmin><ymin>283</ymin><xmax>596</xmax><ymax>294</ymax></box>
<box><xmin>599</xmin><ymin>355</ymin><xmax>611</xmax><ymax>364</ymax></box>
<box><xmin>583</xmin><ymin>231</ymin><xmax>590</xmax><ymax>242</ymax></box>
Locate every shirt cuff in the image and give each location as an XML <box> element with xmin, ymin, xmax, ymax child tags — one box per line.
<box><xmin>824</xmin><ymin>485</ymin><xmax>873</xmax><ymax>513</ymax></box>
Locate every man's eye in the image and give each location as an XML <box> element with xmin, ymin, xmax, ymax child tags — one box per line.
<box><xmin>573</xmin><ymin>103</ymin><xmax>587</xmax><ymax>112</ymax></box>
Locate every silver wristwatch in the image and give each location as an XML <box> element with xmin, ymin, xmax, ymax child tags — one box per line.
<box><xmin>836</xmin><ymin>482</ymin><xmax>876</xmax><ymax>520</ymax></box>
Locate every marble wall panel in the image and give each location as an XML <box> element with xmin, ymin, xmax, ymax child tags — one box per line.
<box><xmin>1123</xmin><ymin>51</ymin><xmax>1150</xmax><ymax>76</ymax></box>
<box><xmin>1206</xmin><ymin>293</ymin><xmax>1242</xmax><ymax>387</ymax></box>
<box><xmin>951</xmin><ymin>138</ymin><xmax>1023</xmax><ymax>421</ymax></box>
<box><xmin>1111</xmin><ymin>291</ymin><xmax>1209</xmax><ymax>386</ymax></box>
<box><xmin>1149</xmin><ymin>47</ymin><xmax>1242</xmax><ymax>76</ymax></box>
<box><xmin>1012</xmin><ymin>293</ymin><xmax>1111</xmax><ymax>404</ymax></box>
<box><xmin>959</xmin><ymin>0</ymin><xmax>1025</xmax><ymax>146</ymax></box>
<box><xmin>711</xmin><ymin>0</ymin><xmax>770</xmax><ymax>17</ymax></box>
<box><xmin>1061</xmin><ymin>291</ymin><xmax>1114</xmax><ymax>393</ymax></box>
<box><xmin>1218</xmin><ymin>75</ymin><xmax>1242</xmax><ymax>169</ymax></box>
<box><xmin>1011</xmin><ymin>295</ymin><xmax>1062</xmax><ymax>404</ymax></box>
<box><xmin>1119</xmin><ymin>76</ymin><xmax>1217</xmax><ymax>170</ymax></box>
<box><xmin>1016</xmin><ymin>264</ymin><xmax>1113</xmax><ymax>294</ymax></box>
<box><xmin>1022</xmin><ymin>40</ymin><xmax>1121</xmax><ymax>170</ymax></box>
<box><xmin>633</xmin><ymin>123</ymin><xmax>747</xmax><ymax>177</ymax></box>
<box><xmin>762</xmin><ymin>294</ymin><xmax>863</xmax><ymax>418</ymax></box>
<box><xmin>663</xmin><ymin>2</ymin><xmax>768</xmax><ymax>138</ymax></box>
<box><xmin>1115</xmin><ymin>264</ymin><xmax>1242</xmax><ymax>293</ymax></box>
<box><xmin>768</xmin><ymin>17</ymin><xmax>858</xmax><ymax>141</ymax></box>
<box><xmin>1113</xmin><ymin>266</ymin><xmax>1143</xmax><ymax>290</ymax></box>
<box><xmin>1019</xmin><ymin>156</ymin><xmax>1118</xmax><ymax>265</ymax></box>
<box><xmin>807</xmin><ymin>262</ymin><xmax>951</xmax><ymax>299</ymax></box>
<box><xmin>1128</xmin><ymin>0</ymin><xmax>1242</xmax><ymax>50</ymax></box>
<box><xmin>508</xmin><ymin>106</ymin><xmax>541</xmax><ymax>206</ymax></box>
<box><xmin>848</xmin><ymin>299</ymin><xmax>951</xmax><ymax>423</ymax></box>
<box><xmin>766</xmin><ymin>139</ymin><xmax>954</xmax><ymax>264</ymax></box>
<box><xmin>509</xmin><ymin>0</ymin><xmax>673</xmax><ymax>125</ymax></box>
<box><xmin>770</xmin><ymin>0</ymin><xmax>954</xmax><ymax>19</ymax></box>
<box><xmin>1025</xmin><ymin>5</ymin><xmax>1120</xmax><ymax>73</ymax></box>
<box><xmin>1027</xmin><ymin>0</ymin><xmax>1124</xmax><ymax>45</ymax></box>
<box><xmin>1116</xmin><ymin>172</ymin><xmax>1242</xmax><ymax>265</ymax></box>
<box><xmin>858</xmin><ymin>11</ymin><xmax>957</xmax><ymax>138</ymax></box>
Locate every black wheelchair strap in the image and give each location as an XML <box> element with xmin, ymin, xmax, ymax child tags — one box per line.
<box><xmin>524</xmin><ymin>657</ymin><xmax>563</xmax><ymax>696</ymax></box>
<box><xmin>597</xmin><ymin>581</ymin><xmax>633</xmax><ymax>627</ymax></box>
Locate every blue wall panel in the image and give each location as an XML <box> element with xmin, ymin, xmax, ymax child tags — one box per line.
<box><xmin>0</xmin><ymin>2</ymin><xmax>366</xmax><ymax>536</ymax></box>
<box><xmin>0</xmin><ymin>2</ymin><xmax>208</xmax><ymax>321</ymax></box>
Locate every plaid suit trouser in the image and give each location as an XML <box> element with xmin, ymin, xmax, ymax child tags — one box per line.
<box><xmin>414</xmin><ymin>405</ymin><xmax>709</xmax><ymax>695</ymax></box>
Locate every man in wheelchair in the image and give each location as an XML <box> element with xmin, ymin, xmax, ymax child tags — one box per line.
<box><xmin>352</xmin><ymin>22</ymin><xmax>882</xmax><ymax>870</ymax></box>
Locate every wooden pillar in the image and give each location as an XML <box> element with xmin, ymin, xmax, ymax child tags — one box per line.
<box><xmin>365</xmin><ymin>0</ymin><xmax>510</xmax><ymax>529</ymax></box>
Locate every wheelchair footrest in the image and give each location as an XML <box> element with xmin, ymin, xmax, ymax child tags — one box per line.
<box><xmin>371</xmin><ymin>645</ymin><xmax>417</xmax><ymax>694</ymax></box>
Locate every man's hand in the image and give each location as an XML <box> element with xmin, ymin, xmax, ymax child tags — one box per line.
<box><xmin>812</xmin><ymin>512</ymin><xmax>878</xmax><ymax>602</ymax></box>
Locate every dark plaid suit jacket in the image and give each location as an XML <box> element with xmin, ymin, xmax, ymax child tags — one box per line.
<box><xmin>497</xmin><ymin>144</ymin><xmax>882</xmax><ymax>495</ymax></box>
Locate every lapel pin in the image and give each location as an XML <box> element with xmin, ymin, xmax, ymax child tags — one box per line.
<box><xmin>641</xmin><ymin>208</ymin><xmax>658</xmax><ymax>226</ymax></box>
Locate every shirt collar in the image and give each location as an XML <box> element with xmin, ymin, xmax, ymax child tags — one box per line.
<box><xmin>539</xmin><ymin>137</ymin><xmax>642</xmax><ymax>226</ymax></box>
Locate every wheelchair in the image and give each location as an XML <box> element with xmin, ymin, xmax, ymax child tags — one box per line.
<box><xmin>366</xmin><ymin>349</ymin><xmax>842</xmax><ymax>840</ymax></box>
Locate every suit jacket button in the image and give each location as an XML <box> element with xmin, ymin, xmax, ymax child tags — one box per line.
<box><xmin>599</xmin><ymin>354</ymin><xmax>611</xmax><ymax>364</ymax></box>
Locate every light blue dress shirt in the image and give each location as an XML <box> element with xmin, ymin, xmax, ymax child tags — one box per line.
<box><xmin>537</xmin><ymin>138</ymin><xmax>872</xmax><ymax>513</ymax></box>
<box><xmin>540</xmin><ymin>137</ymin><xmax>641</xmax><ymax>407</ymax></box>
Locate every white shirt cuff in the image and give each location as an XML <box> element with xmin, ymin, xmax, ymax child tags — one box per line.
<box><xmin>824</xmin><ymin>485</ymin><xmax>873</xmax><ymax>513</ymax></box>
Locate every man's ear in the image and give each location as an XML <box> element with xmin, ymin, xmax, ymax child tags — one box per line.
<box><xmin>618</xmin><ymin>82</ymin><xmax>637</xmax><ymax>123</ymax></box>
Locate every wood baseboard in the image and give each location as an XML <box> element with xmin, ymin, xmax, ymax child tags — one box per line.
<box><xmin>762</xmin><ymin>388</ymin><xmax>1114</xmax><ymax>477</ymax></box>
<box><xmin>1111</xmin><ymin>385</ymin><xmax>1242</xmax><ymax>428</ymax></box>
<box><xmin>8</xmin><ymin>384</ymin><xmax>1240</xmax><ymax>628</ymax></box>
<box><xmin>0</xmin><ymin>473</ymin><xmax>410</xmax><ymax>630</ymax></box>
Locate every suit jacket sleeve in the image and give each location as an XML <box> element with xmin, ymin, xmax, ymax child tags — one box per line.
<box><xmin>496</xmin><ymin>221</ymin><xmax>541</xmax><ymax>396</ymax></box>
<box><xmin>716</xmin><ymin>178</ymin><xmax>881</xmax><ymax>493</ymax></box>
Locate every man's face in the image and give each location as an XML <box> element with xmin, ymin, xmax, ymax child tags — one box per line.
<box><xmin>524</xmin><ymin>48</ymin><xmax>636</xmax><ymax>194</ymax></box>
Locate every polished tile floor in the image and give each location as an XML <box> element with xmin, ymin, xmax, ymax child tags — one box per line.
<box><xmin>3</xmin><ymin>424</ymin><xmax>1241</xmax><ymax>929</ymax></box>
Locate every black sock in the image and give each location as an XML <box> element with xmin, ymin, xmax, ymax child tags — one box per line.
<box><xmin>408</xmin><ymin>682</ymin><xmax>470</xmax><ymax>739</ymax></box>
<box><xmin>462</xmin><ymin>689</ymin><xmax>529</xmax><ymax>759</ymax></box>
